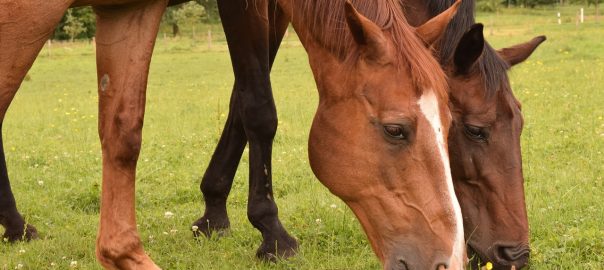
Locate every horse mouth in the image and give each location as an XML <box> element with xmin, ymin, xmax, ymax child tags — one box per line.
<box><xmin>467</xmin><ymin>243</ymin><xmax>490</xmax><ymax>270</ymax></box>
<box><xmin>467</xmin><ymin>243</ymin><xmax>525</xmax><ymax>270</ymax></box>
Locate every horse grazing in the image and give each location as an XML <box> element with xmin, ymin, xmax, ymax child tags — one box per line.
<box><xmin>1</xmin><ymin>0</ymin><xmax>463</xmax><ymax>269</ymax></box>
<box><xmin>400</xmin><ymin>0</ymin><xmax>546</xmax><ymax>269</ymax></box>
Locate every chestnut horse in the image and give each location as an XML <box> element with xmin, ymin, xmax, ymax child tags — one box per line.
<box><xmin>401</xmin><ymin>1</ymin><xmax>545</xmax><ymax>269</ymax></box>
<box><xmin>0</xmin><ymin>0</ymin><xmax>464</xmax><ymax>269</ymax></box>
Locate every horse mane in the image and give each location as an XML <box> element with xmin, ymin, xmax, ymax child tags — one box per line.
<box><xmin>426</xmin><ymin>0</ymin><xmax>510</xmax><ymax>97</ymax></box>
<box><xmin>295</xmin><ymin>0</ymin><xmax>448</xmax><ymax>97</ymax></box>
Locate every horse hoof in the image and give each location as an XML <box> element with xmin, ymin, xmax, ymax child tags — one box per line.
<box><xmin>3</xmin><ymin>223</ymin><xmax>38</xmax><ymax>242</ymax></box>
<box><xmin>191</xmin><ymin>216</ymin><xmax>230</xmax><ymax>238</ymax></box>
<box><xmin>256</xmin><ymin>234</ymin><xmax>298</xmax><ymax>262</ymax></box>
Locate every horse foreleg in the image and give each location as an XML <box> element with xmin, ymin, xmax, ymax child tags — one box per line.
<box><xmin>93</xmin><ymin>1</ymin><xmax>166</xmax><ymax>269</ymax></box>
<box><xmin>0</xmin><ymin>0</ymin><xmax>70</xmax><ymax>242</ymax></box>
<box><xmin>217</xmin><ymin>0</ymin><xmax>296</xmax><ymax>261</ymax></box>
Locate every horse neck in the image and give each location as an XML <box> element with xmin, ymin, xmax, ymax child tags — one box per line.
<box><xmin>400</xmin><ymin>0</ymin><xmax>475</xmax><ymax>64</ymax></box>
<box><xmin>398</xmin><ymin>0</ymin><xmax>432</xmax><ymax>27</ymax></box>
<box><xmin>277</xmin><ymin>0</ymin><xmax>348</xmax><ymax>60</ymax></box>
<box><xmin>277</xmin><ymin>0</ymin><xmax>405</xmax><ymax>61</ymax></box>
<box><xmin>276</xmin><ymin>0</ymin><xmax>365</xmax><ymax>100</ymax></box>
<box><xmin>411</xmin><ymin>0</ymin><xmax>509</xmax><ymax>97</ymax></box>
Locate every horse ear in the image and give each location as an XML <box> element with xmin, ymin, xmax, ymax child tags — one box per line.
<box><xmin>344</xmin><ymin>1</ymin><xmax>389</xmax><ymax>63</ymax></box>
<box><xmin>416</xmin><ymin>0</ymin><xmax>461</xmax><ymax>46</ymax></box>
<box><xmin>453</xmin><ymin>24</ymin><xmax>485</xmax><ymax>74</ymax></box>
<box><xmin>497</xmin><ymin>36</ymin><xmax>547</xmax><ymax>66</ymax></box>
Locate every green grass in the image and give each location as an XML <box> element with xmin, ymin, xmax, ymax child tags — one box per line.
<box><xmin>1</xmin><ymin>6</ymin><xmax>603</xmax><ymax>269</ymax></box>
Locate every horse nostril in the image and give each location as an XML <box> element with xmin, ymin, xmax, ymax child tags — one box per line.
<box><xmin>436</xmin><ymin>263</ymin><xmax>447</xmax><ymax>270</ymax></box>
<box><xmin>497</xmin><ymin>244</ymin><xmax>530</xmax><ymax>264</ymax></box>
<box><xmin>396</xmin><ymin>258</ymin><xmax>409</xmax><ymax>270</ymax></box>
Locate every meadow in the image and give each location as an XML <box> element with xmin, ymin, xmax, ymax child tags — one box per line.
<box><xmin>1</xmin><ymin>5</ymin><xmax>603</xmax><ymax>269</ymax></box>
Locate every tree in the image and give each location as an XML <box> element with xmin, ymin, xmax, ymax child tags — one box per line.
<box><xmin>196</xmin><ymin>0</ymin><xmax>219</xmax><ymax>23</ymax></box>
<box><xmin>63</xmin><ymin>9</ymin><xmax>86</xmax><ymax>42</ymax></box>
<box><xmin>163</xmin><ymin>8</ymin><xmax>182</xmax><ymax>36</ymax></box>
<box><xmin>54</xmin><ymin>7</ymin><xmax>95</xmax><ymax>41</ymax></box>
<box><xmin>478</xmin><ymin>0</ymin><xmax>502</xmax><ymax>12</ymax></box>
<box><xmin>163</xmin><ymin>2</ymin><xmax>206</xmax><ymax>37</ymax></box>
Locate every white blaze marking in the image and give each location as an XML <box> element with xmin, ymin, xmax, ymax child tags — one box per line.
<box><xmin>418</xmin><ymin>90</ymin><xmax>465</xmax><ymax>268</ymax></box>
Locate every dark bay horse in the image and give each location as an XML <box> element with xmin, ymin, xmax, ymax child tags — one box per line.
<box><xmin>401</xmin><ymin>1</ymin><xmax>546</xmax><ymax>269</ymax></box>
<box><xmin>1</xmin><ymin>0</ymin><xmax>464</xmax><ymax>269</ymax></box>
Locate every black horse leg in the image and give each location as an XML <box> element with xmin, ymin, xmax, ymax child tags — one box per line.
<box><xmin>192</xmin><ymin>91</ymin><xmax>246</xmax><ymax>236</ymax></box>
<box><xmin>192</xmin><ymin>3</ymin><xmax>289</xmax><ymax>238</ymax></box>
<box><xmin>0</xmin><ymin>124</ymin><xmax>38</xmax><ymax>241</ymax></box>
<box><xmin>194</xmin><ymin>0</ymin><xmax>296</xmax><ymax>260</ymax></box>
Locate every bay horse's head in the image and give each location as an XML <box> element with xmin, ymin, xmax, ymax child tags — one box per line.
<box><xmin>302</xmin><ymin>1</ymin><xmax>465</xmax><ymax>268</ymax></box>
<box><xmin>444</xmin><ymin>24</ymin><xmax>545</xmax><ymax>269</ymax></box>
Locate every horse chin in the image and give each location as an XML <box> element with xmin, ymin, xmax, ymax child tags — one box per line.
<box><xmin>467</xmin><ymin>243</ymin><xmax>490</xmax><ymax>270</ymax></box>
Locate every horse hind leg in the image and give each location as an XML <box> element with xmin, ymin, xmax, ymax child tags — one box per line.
<box><xmin>192</xmin><ymin>0</ymin><xmax>289</xmax><ymax>240</ymax></box>
<box><xmin>192</xmin><ymin>90</ymin><xmax>246</xmax><ymax>237</ymax></box>
<box><xmin>217</xmin><ymin>0</ymin><xmax>297</xmax><ymax>261</ymax></box>
<box><xmin>0</xmin><ymin>124</ymin><xmax>38</xmax><ymax>242</ymax></box>
<box><xmin>0</xmin><ymin>1</ymin><xmax>70</xmax><ymax>242</ymax></box>
<box><xmin>92</xmin><ymin>1</ymin><xmax>166</xmax><ymax>269</ymax></box>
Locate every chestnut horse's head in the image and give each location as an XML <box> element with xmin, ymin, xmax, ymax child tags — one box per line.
<box><xmin>297</xmin><ymin>1</ymin><xmax>464</xmax><ymax>268</ymax></box>
<box><xmin>443</xmin><ymin>24</ymin><xmax>545</xmax><ymax>269</ymax></box>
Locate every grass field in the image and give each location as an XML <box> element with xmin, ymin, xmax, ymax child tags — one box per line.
<box><xmin>1</xmin><ymin>5</ymin><xmax>603</xmax><ymax>270</ymax></box>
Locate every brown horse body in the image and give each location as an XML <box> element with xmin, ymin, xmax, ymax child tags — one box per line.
<box><xmin>1</xmin><ymin>0</ymin><xmax>465</xmax><ymax>269</ymax></box>
<box><xmin>400</xmin><ymin>1</ymin><xmax>546</xmax><ymax>269</ymax></box>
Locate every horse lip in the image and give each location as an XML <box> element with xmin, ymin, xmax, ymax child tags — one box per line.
<box><xmin>492</xmin><ymin>243</ymin><xmax>530</xmax><ymax>268</ymax></box>
<box><xmin>467</xmin><ymin>243</ymin><xmax>490</xmax><ymax>269</ymax></box>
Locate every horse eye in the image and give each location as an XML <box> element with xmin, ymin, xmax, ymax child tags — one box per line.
<box><xmin>384</xmin><ymin>125</ymin><xmax>406</xmax><ymax>140</ymax></box>
<box><xmin>464</xmin><ymin>124</ymin><xmax>488</xmax><ymax>142</ymax></box>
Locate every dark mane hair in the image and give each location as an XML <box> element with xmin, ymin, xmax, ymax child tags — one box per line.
<box><xmin>427</xmin><ymin>0</ymin><xmax>510</xmax><ymax>97</ymax></box>
<box><xmin>294</xmin><ymin>0</ymin><xmax>448</xmax><ymax>96</ymax></box>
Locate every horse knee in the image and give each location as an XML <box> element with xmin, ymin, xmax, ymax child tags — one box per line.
<box><xmin>100</xmin><ymin>111</ymin><xmax>144</xmax><ymax>167</ymax></box>
<box><xmin>241</xmin><ymin>106</ymin><xmax>278</xmax><ymax>141</ymax></box>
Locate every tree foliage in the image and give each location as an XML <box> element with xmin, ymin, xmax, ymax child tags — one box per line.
<box><xmin>164</xmin><ymin>1</ymin><xmax>206</xmax><ymax>37</ymax></box>
<box><xmin>63</xmin><ymin>10</ymin><xmax>86</xmax><ymax>42</ymax></box>
<box><xmin>54</xmin><ymin>7</ymin><xmax>95</xmax><ymax>40</ymax></box>
<box><xmin>52</xmin><ymin>1</ymin><xmax>219</xmax><ymax>41</ymax></box>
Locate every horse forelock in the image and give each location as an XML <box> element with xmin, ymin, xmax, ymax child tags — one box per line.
<box><xmin>297</xmin><ymin>0</ymin><xmax>449</xmax><ymax>101</ymax></box>
<box><xmin>426</xmin><ymin>0</ymin><xmax>510</xmax><ymax>98</ymax></box>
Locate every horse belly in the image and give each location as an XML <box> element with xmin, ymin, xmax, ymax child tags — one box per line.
<box><xmin>71</xmin><ymin>0</ymin><xmax>158</xmax><ymax>8</ymax></box>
